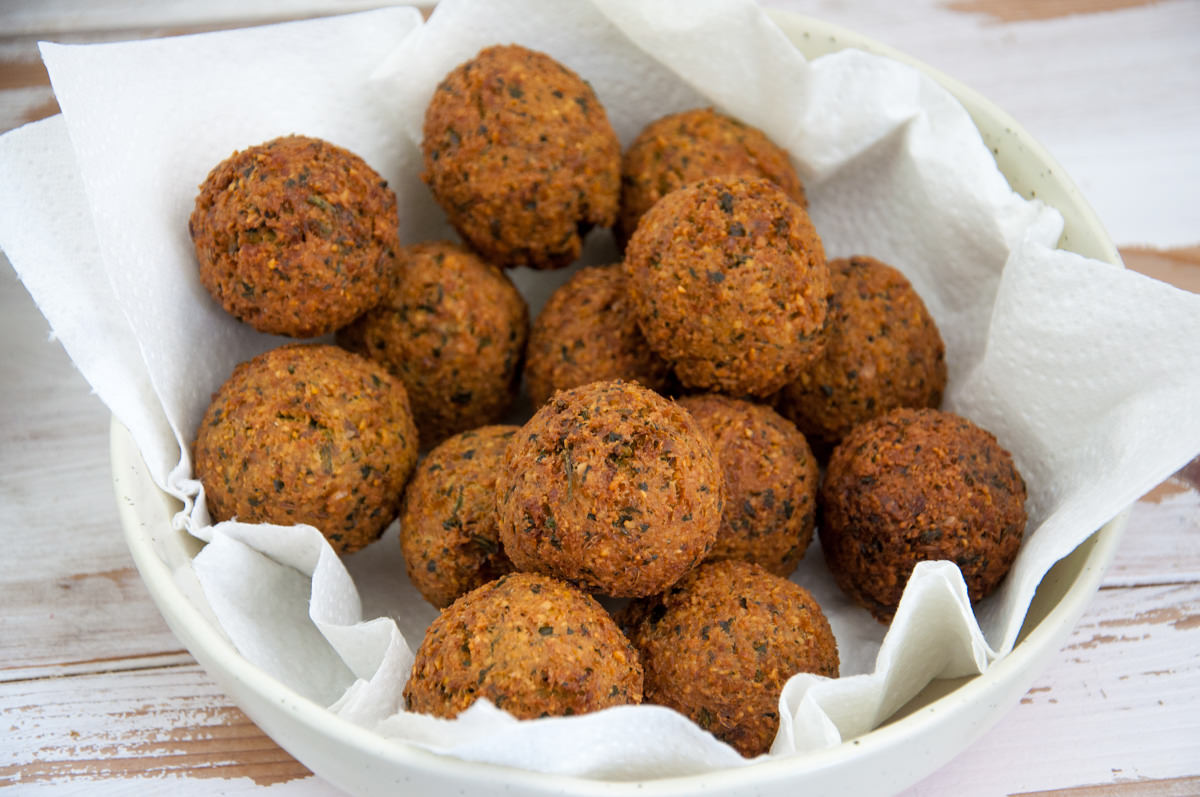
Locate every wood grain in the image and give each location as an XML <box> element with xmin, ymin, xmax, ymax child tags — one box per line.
<box><xmin>946</xmin><ymin>0</ymin><xmax>1164</xmax><ymax>23</ymax></box>
<box><xmin>0</xmin><ymin>664</ymin><xmax>311</xmax><ymax>788</ymax></box>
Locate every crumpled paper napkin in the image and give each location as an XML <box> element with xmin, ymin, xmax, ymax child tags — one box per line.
<box><xmin>3</xmin><ymin>0</ymin><xmax>1200</xmax><ymax>780</ymax></box>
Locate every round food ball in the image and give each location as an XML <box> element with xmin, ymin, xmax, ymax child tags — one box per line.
<box><xmin>422</xmin><ymin>44</ymin><xmax>620</xmax><ymax>270</ymax></box>
<box><xmin>525</xmin><ymin>264</ymin><xmax>673</xmax><ymax>408</ymax></box>
<box><xmin>496</xmin><ymin>380</ymin><xmax>723</xmax><ymax>597</ymax></box>
<box><xmin>617</xmin><ymin>107</ymin><xmax>807</xmax><ymax>247</ymax></box>
<box><xmin>189</xmin><ymin>135</ymin><xmax>398</xmax><ymax>338</ymax></box>
<box><xmin>777</xmin><ymin>255</ymin><xmax>946</xmax><ymax>456</ymax></box>
<box><xmin>819</xmin><ymin>407</ymin><xmax>1028</xmax><ymax>622</ymax></box>
<box><xmin>677</xmin><ymin>394</ymin><xmax>818</xmax><ymax>576</ymax></box>
<box><xmin>399</xmin><ymin>425</ymin><xmax>519</xmax><ymax>608</ymax></box>
<box><xmin>403</xmin><ymin>572</ymin><xmax>643</xmax><ymax>719</ymax></box>
<box><xmin>193</xmin><ymin>344</ymin><xmax>419</xmax><ymax>553</ymax></box>
<box><xmin>336</xmin><ymin>241</ymin><xmax>528</xmax><ymax>447</ymax></box>
<box><xmin>619</xmin><ymin>560</ymin><xmax>838</xmax><ymax>758</ymax></box>
<box><xmin>623</xmin><ymin>176</ymin><xmax>830</xmax><ymax>398</ymax></box>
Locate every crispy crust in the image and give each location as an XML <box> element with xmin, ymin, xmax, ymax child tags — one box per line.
<box><xmin>778</xmin><ymin>256</ymin><xmax>946</xmax><ymax>456</ymax></box>
<box><xmin>819</xmin><ymin>407</ymin><xmax>1027</xmax><ymax>622</ymax></box>
<box><xmin>619</xmin><ymin>560</ymin><xmax>838</xmax><ymax>757</ymax></box>
<box><xmin>189</xmin><ymin>135</ymin><xmax>397</xmax><ymax>337</ymax></box>
<box><xmin>617</xmin><ymin>107</ymin><xmax>806</xmax><ymax>247</ymax></box>
<box><xmin>399</xmin><ymin>425</ymin><xmax>519</xmax><ymax>608</ymax></box>
<box><xmin>623</xmin><ymin>176</ymin><xmax>830</xmax><ymax>397</ymax></box>
<box><xmin>403</xmin><ymin>572</ymin><xmax>643</xmax><ymax>719</ymax></box>
<box><xmin>495</xmin><ymin>380</ymin><xmax>723</xmax><ymax>597</ymax></box>
<box><xmin>193</xmin><ymin>344</ymin><xmax>419</xmax><ymax>553</ymax></box>
<box><xmin>524</xmin><ymin>264</ymin><xmax>673</xmax><ymax>408</ymax></box>
<box><xmin>677</xmin><ymin>394</ymin><xmax>818</xmax><ymax>576</ymax></box>
<box><xmin>336</xmin><ymin>241</ymin><xmax>528</xmax><ymax>447</ymax></box>
<box><xmin>422</xmin><ymin>44</ymin><xmax>620</xmax><ymax>269</ymax></box>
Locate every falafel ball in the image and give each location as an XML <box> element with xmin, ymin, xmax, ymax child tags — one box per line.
<box><xmin>336</xmin><ymin>241</ymin><xmax>528</xmax><ymax>447</ymax></box>
<box><xmin>496</xmin><ymin>380</ymin><xmax>723</xmax><ymax>597</ymax></box>
<box><xmin>819</xmin><ymin>407</ymin><xmax>1027</xmax><ymax>622</ymax></box>
<box><xmin>193</xmin><ymin>344</ymin><xmax>419</xmax><ymax>553</ymax></box>
<box><xmin>422</xmin><ymin>44</ymin><xmax>620</xmax><ymax>270</ymax></box>
<box><xmin>617</xmin><ymin>107</ymin><xmax>807</xmax><ymax>247</ymax></box>
<box><xmin>525</xmin><ymin>264</ymin><xmax>673</xmax><ymax>408</ymax></box>
<box><xmin>623</xmin><ymin>176</ymin><xmax>830</xmax><ymax>398</ymax></box>
<box><xmin>403</xmin><ymin>572</ymin><xmax>643</xmax><ymax>719</ymax></box>
<box><xmin>189</xmin><ymin>135</ymin><xmax>398</xmax><ymax>338</ymax></box>
<box><xmin>677</xmin><ymin>394</ymin><xmax>818</xmax><ymax>577</ymax></box>
<box><xmin>619</xmin><ymin>560</ymin><xmax>838</xmax><ymax>758</ymax></box>
<box><xmin>777</xmin><ymin>255</ymin><xmax>946</xmax><ymax>456</ymax></box>
<box><xmin>399</xmin><ymin>425</ymin><xmax>519</xmax><ymax>608</ymax></box>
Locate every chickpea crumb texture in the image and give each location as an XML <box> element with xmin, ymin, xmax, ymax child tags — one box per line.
<box><xmin>623</xmin><ymin>176</ymin><xmax>830</xmax><ymax>398</ymax></box>
<box><xmin>193</xmin><ymin>344</ymin><xmax>419</xmax><ymax>553</ymax></box>
<box><xmin>189</xmin><ymin>135</ymin><xmax>398</xmax><ymax>338</ymax></box>
<box><xmin>495</xmin><ymin>379</ymin><xmax>724</xmax><ymax>598</ymax></box>
<box><xmin>524</xmin><ymin>264</ymin><xmax>673</xmax><ymax>408</ymax></box>
<box><xmin>778</xmin><ymin>255</ymin><xmax>946</xmax><ymax>456</ymax></box>
<box><xmin>677</xmin><ymin>394</ymin><xmax>818</xmax><ymax>577</ymax></box>
<box><xmin>336</xmin><ymin>241</ymin><xmax>528</xmax><ymax>447</ymax></box>
<box><xmin>619</xmin><ymin>560</ymin><xmax>838</xmax><ymax>758</ymax></box>
<box><xmin>399</xmin><ymin>425</ymin><xmax>518</xmax><ymax>609</ymax></box>
<box><xmin>422</xmin><ymin>44</ymin><xmax>621</xmax><ymax>270</ymax></box>
<box><xmin>819</xmin><ymin>407</ymin><xmax>1027</xmax><ymax>622</ymax></box>
<box><xmin>617</xmin><ymin>107</ymin><xmax>807</xmax><ymax>247</ymax></box>
<box><xmin>403</xmin><ymin>572</ymin><xmax>643</xmax><ymax>719</ymax></box>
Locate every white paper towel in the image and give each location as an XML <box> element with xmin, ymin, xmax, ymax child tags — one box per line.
<box><xmin>3</xmin><ymin>0</ymin><xmax>1200</xmax><ymax>781</ymax></box>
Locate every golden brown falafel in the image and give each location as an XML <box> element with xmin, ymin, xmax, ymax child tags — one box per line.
<box><xmin>617</xmin><ymin>107</ymin><xmax>806</xmax><ymax>247</ymax></box>
<box><xmin>623</xmin><ymin>176</ymin><xmax>830</xmax><ymax>398</ymax></box>
<box><xmin>496</xmin><ymin>380</ymin><xmax>723</xmax><ymax>598</ymax></box>
<box><xmin>193</xmin><ymin>343</ymin><xmax>419</xmax><ymax>553</ymax></box>
<box><xmin>677</xmin><ymin>394</ymin><xmax>818</xmax><ymax>576</ymax></box>
<box><xmin>403</xmin><ymin>572</ymin><xmax>643</xmax><ymax>719</ymax></box>
<box><xmin>399</xmin><ymin>425</ymin><xmax>519</xmax><ymax>609</ymax></box>
<box><xmin>619</xmin><ymin>560</ymin><xmax>838</xmax><ymax>757</ymax></box>
<box><xmin>819</xmin><ymin>407</ymin><xmax>1027</xmax><ymax>622</ymax></box>
<box><xmin>777</xmin><ymin>255</ymin><xmax>946</xmax><ymax>456</ymax></box>
<box><xmin>189</xmin><ymin>135</ymin><xmax>398</xmax><ymax>338</ymax></box>
<box><xmin>524</xmin><ymin>264</ymin><xmax>673</xmax><ymax>408</ymax></box>
<box><xmin>337</xmin><ymin>241</ymin><xmax>528</xmax><ymax>447</ymax></box>
<box><xmin>422</xmin><ymin>44</ymin><xmax>620</xmax><ymax>270</ymax></box>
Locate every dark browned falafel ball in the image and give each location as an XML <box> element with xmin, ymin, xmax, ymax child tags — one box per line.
<box><xmin>677</xmin><ymin>394</ymin><xmax>818</xmax><ymax>577</ymax></box>
<box><xmin>623</xmin><ymin>176</ymin><xmax>830</xmax><ymax>398</ymax></box>
<box><xmin>336</xmin><ymin>241</ymin><xmax>528</xmax><ymax>447</ymax></box>
<box><xmin>422</xmin><ymin>44</ymin><xmax>620</xmax><ymax>270</ymax></box>
<box><xmin>777</xmin><ymin>255</ymin><xmax>946</xmax><ymax>457</ymax></box>
<box><xmin>399</xmin><ymin>425</ymin><xmax>519</xmax><ymax>609</ymax></box>
<box><xmin>617</xmin><ymin>107</ymin><xmax>807</xmax><ymax>247</ymax></box>
<box><xmin>524</xmin><ymin>264</ymin><xmax>673</xmax><ymax>408</ymax></box>
<box><xmin>819</xmin><ymin>407</ymin><xmax>1028</xmax><ymax>622</ymax></box>
<box><xmin>496</xmin><ymin>380</ymin><xmax>723</xmax><ymax>598</ymax></box>
<box><xmin>189</xmin><ymin>135</ymin><xmax>398</xmax><ymax>338</ymax></box>
<box><xmin>193</xmin><ymin>344</ymin><xmax>419</xmax><ymax>553</ymax></box>
<box><xmin>403</xmin><ymin>572</ymin><xmax>643</xmax><ymax>719</ymax></box>
<box><xmin>619</xmin><ymin>560</ymin><xmax>838</xmax><ymax>758</ymax></box>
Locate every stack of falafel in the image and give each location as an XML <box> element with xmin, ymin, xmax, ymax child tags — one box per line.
<box><xmin>187</xmin><ymin>43</ymin><xmax>1027</xmax><ymax>758</ymax></box>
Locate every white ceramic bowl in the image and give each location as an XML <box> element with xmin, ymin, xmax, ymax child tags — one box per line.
<box><xmin>113</xmin><ymin>10</ymin><xmax>1127</xmax><ymax>797</ymax></box>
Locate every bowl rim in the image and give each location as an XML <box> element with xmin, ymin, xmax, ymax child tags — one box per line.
<box><xmin>113</xmin><ymin>7</ymin><xmax>1128</xmax><ymax>795</ymax></box>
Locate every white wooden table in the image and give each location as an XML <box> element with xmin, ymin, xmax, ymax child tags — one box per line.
<box><xmin>2</xmin><ymin>1</ymin><xmax>1198</xmax><ymax>794</ymax></box>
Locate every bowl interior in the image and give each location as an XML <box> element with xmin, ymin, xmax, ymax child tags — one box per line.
<box><xmin>113</xmin><ymin>9</ymin><xmax>1127</xmax><ymax>797</ymax></box>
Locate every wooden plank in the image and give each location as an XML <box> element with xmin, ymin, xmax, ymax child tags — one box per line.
<box><xmin>0</xmin><ymin>271</ymin><xmax>184</xmax><ymax>679</ymax></box>
<box><xmin>903</xmin><ymin>582</ymin><xmax>1200</xmax><ymax>795</ymax></box>
<box><xmin>945</xmin><ymin>0</ymin><xmax>1162</xmax><ymax>23</ymax></box>
<box><xmin>0</xmin><ymin>663</ymin><xmax>313</xmax><ymax>789</ymax></box>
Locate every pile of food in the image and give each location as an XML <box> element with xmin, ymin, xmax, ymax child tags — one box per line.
<box><xmin>187</xmin><ymin>43</ymin><xmax>1027</xmax><ymax>757</ymax></box>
